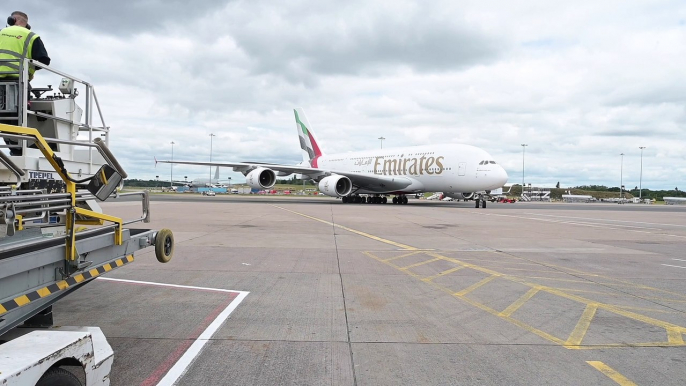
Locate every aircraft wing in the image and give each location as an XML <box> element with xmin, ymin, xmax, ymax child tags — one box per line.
<box><xmin>157</xmin><ymin>160</ymin><xmax>414</xmax><ymax>192</ymax></box>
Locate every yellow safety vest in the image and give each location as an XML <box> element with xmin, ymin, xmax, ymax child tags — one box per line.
<box><xmin>0</xmin><ymin>25</ymin><xmax>39</xmax><ymax>79</ymax></box>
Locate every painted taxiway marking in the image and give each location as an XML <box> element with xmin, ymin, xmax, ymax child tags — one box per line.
<box><xmin>586</xmin><ymin>361</ymin><xmax>638</xmax><ymax>386</ymax></box>
<box><xmin>97</xmin><ymin>277</ymin><xmax>249</xmax><ymax>386</ymax></box>
<box><xmin>662</xmin><ymin>264</ymin><xmax>686</xmax><ymax>269</ymax></box>
<box><xmin>273</xmin><ymin>205</ymin><xmax>418</xmax><ymax>250</ymax></box>
<box><xmin>275</xmin><ymin>206</ymin><xmax>686</xmax><ymax>350</ymax></box>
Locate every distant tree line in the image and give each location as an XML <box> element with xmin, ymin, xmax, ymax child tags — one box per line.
<box><xmin>276</xmin><ymin>175</ymin><xmax>315</xmax><ymax>185</ymax></box>
<box><xmin>124</xmin><ymin>179</ymin><xmax>173</xmax><ymax>188</ymax></box>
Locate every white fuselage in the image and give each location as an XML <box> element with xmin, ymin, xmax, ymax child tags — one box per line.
<box><xmin>316</xmin><ymin>144</ymin><xmax>508</xmax><ymax>194</ymax></box>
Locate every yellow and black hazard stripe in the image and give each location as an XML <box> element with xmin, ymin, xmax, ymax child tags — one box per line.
<box><xmin>0</xmin><ymin>255</ymin><xmax>134</xmax><ymax>316</ymax></box>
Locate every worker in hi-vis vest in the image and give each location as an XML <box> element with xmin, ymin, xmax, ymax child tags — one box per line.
<box><xmin>0</xmin><ymin>11</ymin><xmax>50</xmax><ymax>82</ymax></box>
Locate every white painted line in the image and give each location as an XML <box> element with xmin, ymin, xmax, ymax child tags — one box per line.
<box><xmin>98</xmin><ymin>277</ymin><xmax>240</xmax><ymax>293</ymax></box>
<box><xmin>672</xmin><ymin>258</ymin><xmax>686</xmax><ymax>262</ymax></box>
<box><xmin>662</xmin><ymin>264</ymin><xmax>686</xmax><ymax>269</ymax></box>
<box><xmin>157</xmin><ymin>291</ymin><xmax>249</xmax><ymax>386</ymax></box>
<box><xmin>96</xmin><ymin>277</ymin><xmax>249</xmax><ymax>385</ymax></box>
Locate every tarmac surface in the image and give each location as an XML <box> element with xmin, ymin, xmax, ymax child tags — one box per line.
<box><xmin>53</xmin><ymin>196</ymin><xmax>686</xmax><ymax>385</ymax></box>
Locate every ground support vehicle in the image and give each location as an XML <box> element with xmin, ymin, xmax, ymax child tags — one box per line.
<box><xmin>0</xmin><ymin>60</ymin><xmax>174</xmax><ymax>385</ymax></box>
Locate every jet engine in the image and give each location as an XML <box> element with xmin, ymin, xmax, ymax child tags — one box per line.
<box><xmin>444</xmin><ymin>192</ymin><xmax>474</xmax><ymax>200</ymax></box>
<box><xmin>318</xmin><ymin>175</ymin><xmax>353</xmax><ymax>197</ymax></box>
<box><xmin>246</xmin><ymin>167</ymin><xmax>276</xmax><ymax>189</ymax></box>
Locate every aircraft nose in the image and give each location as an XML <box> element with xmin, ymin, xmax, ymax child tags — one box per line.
<box><xmin>497</xmin><ymin>166</ymin><xmax>508</xmax><ymax>186</ymax></box>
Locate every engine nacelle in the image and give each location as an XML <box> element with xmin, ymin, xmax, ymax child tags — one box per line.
<box><xmin>318</xmin><ymin>175</ymin><xmax>353</xmax><ymax>197</ymax></box>
<box><xmin>444</xmin><ymin>192</ymin><xmax>474</xmax><ymax>200</ymax></box>
<box><xmin>246</xmin><ymin>167</ymin><xmax>276</xmax><ymax>189</ymax></box>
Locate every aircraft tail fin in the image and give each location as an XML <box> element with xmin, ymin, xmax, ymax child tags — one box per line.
<box><xmin>214</xmin><ymin>166</ymin><xmax>219</xmax><ymax>181</ymax></box>
<box><xmin>294</xmin><ymin>108</ymin><xmax>324</xmax><ymax>168</ymax></box>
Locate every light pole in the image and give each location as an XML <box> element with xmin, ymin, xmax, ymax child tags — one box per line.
<box><xmin>228</xmin><ymin>177</ymin><xmax>232</xmax><ymax>189</ymax></box>
<box><xmin>209</xmin><ymin>133</ymin><xmax>216</xmax><ymax>183</ymax></box>
<box><xmin>170</xmin><ymin>141</ymin><xmax>175</xmax><ymax>188</ymax></box>
<box><xmin>378</xmin><ymin>136</ymin><xmax>385</xmax><ymax>149</ymax></box>
<box><xmin>639</xmin><ymin>146</ymin><xmax>646</xmax><ymax>200</ymax></box>
<box><xmin>620</xmin><ymin>153</ymin><xmax>624</xmax><ymax>201</ymax></box>
<box><xmin>521</xmin><ymin>144</ymin><xmax>528</xmax><ymax>196</ymax></box>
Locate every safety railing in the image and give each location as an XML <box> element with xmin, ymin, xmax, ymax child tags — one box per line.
<box><xmin>0</xmin><ymin>58</ymin><xmax>110</xmax><ymax>170</ymax></box>
<box><xmin>0</xmin><ymin>123</ymin><xmax>146</xmax><ymax>270</ymax></box>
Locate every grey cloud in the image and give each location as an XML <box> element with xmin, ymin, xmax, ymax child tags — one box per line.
<box><xmin>18</xmin><ymin>0</ymin><xmax>229</xmax><ymax>35</ymax></box>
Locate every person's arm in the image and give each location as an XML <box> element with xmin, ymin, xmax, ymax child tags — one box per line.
<box><xmin>30</xmin><ymin>37</ymin><xmax>51</xmax><ymax>67</ymax></box>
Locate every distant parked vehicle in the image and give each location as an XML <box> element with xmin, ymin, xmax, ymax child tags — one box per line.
<box><xmin>231</xmin><ymin>189</ymin><xmax>239</xmax><ymax>194</ymax></box>
<box><xmin>203</xmin><ymin>191</ymin><xmax>216</xmax><ymax>196</ymax></box>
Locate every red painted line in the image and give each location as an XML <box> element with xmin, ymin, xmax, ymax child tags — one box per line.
<box><xmin>140</xmin><ymin>292</ymin><xmax>238</xmax><ymax>386</ymax></box>
<box><xmin>95</xmin><ymin>279</ymin><xmax>241</xmax><ymax>386</ymax></box>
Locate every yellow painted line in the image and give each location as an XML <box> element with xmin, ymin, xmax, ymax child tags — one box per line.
<box><xmin>126</xmin><ymin>255</ymin><xmax>134</xmax><ymax>263</ymax></box>
<box><xmin>499</xmin><ymin>288</ymin><xmax>540</xmax><ymax>317</ymax></box>
<box><xmin>37</xmin><ymin>287</ymin><xmax>51</xmax><ymax>298</ymax></box>
<box><xmin>273</xmin><ymin>205</ymin><xmax>418</xmax><ymax>250</ymax></box>
<box><xmin>667</xmin><ymin>327</ymin><xmax>685</xmax><ymax>344</ymax></box>
<box><xmin>454</xmin><ymin>275</ymin><xmax>499</xmax><ymax>297</ymax></box>
<box><xmin>74</xmin><ymin>274</ymin><xmax>85</xmax><ymax>283</ymax></box>
<box><xmin>89</xmin><ymin>268</ymin><xmax>100</xmax><ymax>277</ymax></box>
<box><xmin>280</xmin><ymin>207</ymin><xmax>686</xmax><ymax>349</ymax></box>
<box><xmin>565</xmin><ymin>303</ymin><xmax>598</xmax><ymax>347</ymax></box>
<box><xmin>586</xmin><ymin>361</ymin><xmax>637</xmax><ymax>386</ymax></box>
<box><xmin>57</xmin><ymin>280</ymin><xmax>68</xmax><ymax>290</ymax></box>
<box><xmin>521</xmin><ymin>276</ymin><xmax>592</xmax><ymax>284</ymax></box>
<box><xmin>454</xmin><ymin>258</ymin><xmax>542</xmax><ymax>266</ymax></box>
<box><xmin>115</xmin><ymin>260</ymin><xmax>123</xmax><ymax>267</ymax></box>
<box><xmin>383</xmin><ymin>250</ymin><xmax>423</xmax><ymax>262</ymax></box>
<box><xmin>104</xmin><ymin>264</ymin><xmax>112</xmax><ymax>272</ymax></box>
<box><xmin>400</xmin><ymin>257</ymin><xmax>442</xmax><ymax>270</ymax></box>
<box><xmin>14</xmin><ymin>295</ymin><xmax>30</xmax><ymax>307</ymax></box>
<box><xmin>0</xmin><ymin>305</ymin><xmax>6</xmax><ymax>314</ymax></box>
<box><xmin>422</xmin><ymin>266</ymin><xmax>465</xmax><ymax>282</ymax></box>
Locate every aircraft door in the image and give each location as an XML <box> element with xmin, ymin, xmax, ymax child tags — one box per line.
<box><xmin>458</xmin><ymin>162</ymin><xmax>466</xmax><ymax>176</ymax></box>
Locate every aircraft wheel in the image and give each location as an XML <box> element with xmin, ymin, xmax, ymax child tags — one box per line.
<box><xmin>155</xmin><ymin>228</ymin><xmax>174</xmax><ymax>263</ymax></box>
<box><xmin>366</xmin><ymin>196</ymin><xmax>372</xmax><ymax>204</ymax></box>
<box><xmin>402</xmin><ymin>196</ymin><xmax>408</xmax><ymax>205</ymax></box>
<box><xmin>342</xmin><ymin>196</ymin><xmax>348</xmax><ymax>203</ymax></box>
<box><xmin>475</xmin><ymin>200</ymin><xmax>480</xmax><ymax>208</ymax></box>
<box><xmin>392</xmin><ymin>197</ymin><xmax>398</xmax><ymax>204</ymax></box>
<box><xmin>482</xmin><ymin>200</ymin><xmax>487</xmax><ymax>208</ymax></box>
<box><xmin>382</xmin><ymin>197</ymin><xmax>387</xmax><ymax>204</ymax></box>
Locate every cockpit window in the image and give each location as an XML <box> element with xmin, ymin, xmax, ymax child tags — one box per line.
<box><xmin>489</xmin><ymin>161</ymin><xmax>496</xmax><ymax>164</ymax></box>
<box><xmin>479</xmin><ymin>161</ymin><xmax>484</xmax><ymax>165</ymax></box>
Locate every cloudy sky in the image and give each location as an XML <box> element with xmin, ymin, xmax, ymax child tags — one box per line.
<box><xmin>11</xmin><ymin>0</ymin><xmax>686</xmax><ymax>189</ymax></box>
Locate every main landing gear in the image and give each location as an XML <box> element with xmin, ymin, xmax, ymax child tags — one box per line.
<box><xmin>392</xmin><ymin>195</ymin><xmax>408</xmax><ymax>205</ymax></box>
<box><xmin>341</xmin><ymin>195</ymin><xmax>393</xmax><ymax>204</ymax></box>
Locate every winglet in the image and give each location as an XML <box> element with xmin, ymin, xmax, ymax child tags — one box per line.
<box><xmin>154</xmin><ymin>156</ymin><xmax>158</xmax><ymax>167</ymax></box>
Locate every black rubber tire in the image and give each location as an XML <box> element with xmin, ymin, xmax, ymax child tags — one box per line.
<box><xmin>155</xmin><ymin>228</ymin><xmax>175</xmax><ymax>263</ymax></box>
<box><xmin>392</xmin><ymin>197</ymin><xmax>398</xmax><ymax>204</ymax></box>
<box><xmin>382</xmin><ymin>197</ymin><xmax>387</xmax><ymax>204</ymax></box>
<box><xmin>482</xmin><ymin>200</ymin><xmax>487</xmax><ymax>208</ymax></box>
<box><xmin>475</xmin><ymin>200</ymin><xmax>480</xmax><ymax>208</ymax></box>
<box><xmin>36</xmin><ymin>367</ymin><xmax>82</xmax><ymax>386</ymax></box>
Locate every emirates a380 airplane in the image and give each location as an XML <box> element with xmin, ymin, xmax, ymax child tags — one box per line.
<box><xmin>159</xmin><ymin>109</ymin><xmax>508</xmax><ymax>207</ymax></box>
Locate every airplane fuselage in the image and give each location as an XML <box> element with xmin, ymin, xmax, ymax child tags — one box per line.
<box><xmin>316</xmin><ymin>144</ymin><xmax>508</xmax><ymax>194</ymax></box>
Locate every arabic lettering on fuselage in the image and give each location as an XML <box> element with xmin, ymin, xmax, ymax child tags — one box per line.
<box><xmin>372</xmin><ymin>155</ymin><xmax>445</xmax><ymax>176</ymax></box>
<box><xmin>354</xmin><ymin>158</ymin><xmax>374</xmax><ymax>166</ymax></box>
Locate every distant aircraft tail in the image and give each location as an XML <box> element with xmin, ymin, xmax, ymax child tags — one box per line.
<box><xmin>214</xmin><ymin>166</ymin><xmax>220</xmax><ymax>181</ymax></box>
<box><xmin>294</xmin><ymin>108</ymin><xmax>324</xmax><ymax>168</ymax></box>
